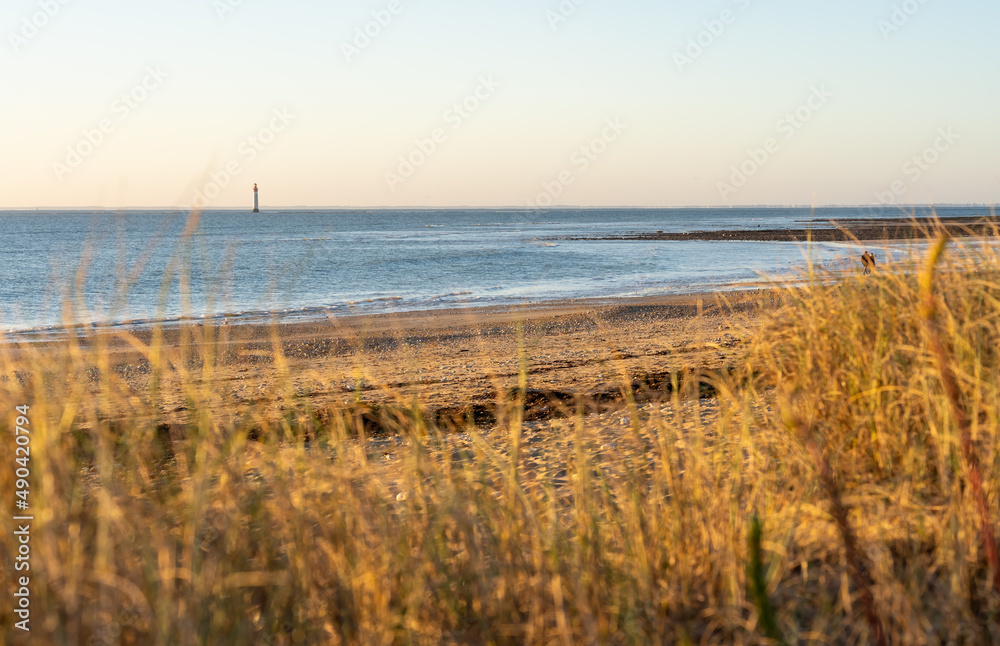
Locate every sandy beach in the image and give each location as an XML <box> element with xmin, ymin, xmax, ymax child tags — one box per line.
<box><xmin>20</xmin><ymin>290</ymin><xmax>767</xmax><ymax>434</ymax></box>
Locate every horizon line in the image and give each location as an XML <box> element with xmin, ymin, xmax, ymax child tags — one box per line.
<box><xmin>0</xmin><ymin>203</ymin><xmax>995</xmax><ymax>212</ymax></box>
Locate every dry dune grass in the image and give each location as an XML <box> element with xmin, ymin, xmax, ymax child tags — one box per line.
<box><xmin>1</xmin><ymin>221</ymin><xmax>999</xmax><ymax>644</ymax></box>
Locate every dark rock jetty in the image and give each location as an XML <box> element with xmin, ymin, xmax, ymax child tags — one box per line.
<box><xmin>554</xmin><ymin>216</ymin><xmax>1000</xmax><ymax>243</ymax></box>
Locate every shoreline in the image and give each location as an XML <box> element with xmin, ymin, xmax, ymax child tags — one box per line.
<box><xmin>1</xmin><ymin>283</ymin><xmax>775</xmax><ymax>342</ymax></box>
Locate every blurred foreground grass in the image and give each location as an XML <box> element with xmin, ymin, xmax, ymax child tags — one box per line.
<box><xmin>2</xmin><ymin>224</ymin><xmax>999</xmax><ymax>644</ymax></box>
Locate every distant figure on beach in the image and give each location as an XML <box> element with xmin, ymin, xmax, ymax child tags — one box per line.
<box><xmin>861</xmin><ymin>251</ymin><xmax>876</xmax><ymax>276</ymax></box>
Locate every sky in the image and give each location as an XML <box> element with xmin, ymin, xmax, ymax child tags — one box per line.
<box><xmin>1</xmin><ymin>0</ymin><xmax>998</xmax><ymax>209</ymax></box>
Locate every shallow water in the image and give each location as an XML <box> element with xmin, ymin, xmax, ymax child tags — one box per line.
<box><xmin>0</xmin><ymin>206</ymin><xmax>982</xmax><ymax>330</ymax></box>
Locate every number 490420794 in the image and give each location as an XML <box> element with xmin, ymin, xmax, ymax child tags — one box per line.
<box><xmin>15</xmin><ymin>404</ymin><xmax>30</xmax><ymax>469</ymax></box>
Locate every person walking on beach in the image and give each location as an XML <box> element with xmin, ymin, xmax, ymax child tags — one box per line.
<box><xmin>861</xmin><ymin>251</ymin><xmax>876</xmax><ymax>276</ymax></box>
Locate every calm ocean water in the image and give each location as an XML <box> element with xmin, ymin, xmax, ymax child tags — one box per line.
<box><xmin>0</xmin><ymin>206</ymin><xmax>985</xmax><ymax>331</ymax></box>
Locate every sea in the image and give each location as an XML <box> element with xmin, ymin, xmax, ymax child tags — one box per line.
<box><xmin>0</xmin><ymin>205</ymin><xmax>986</xmax><ymax>332</ymax></box>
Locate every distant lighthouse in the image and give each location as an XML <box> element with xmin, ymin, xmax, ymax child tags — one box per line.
<box><xmin>253</xmin><ymin>183</ymin><xmax>260</xmax><ymax>212</ymax></box>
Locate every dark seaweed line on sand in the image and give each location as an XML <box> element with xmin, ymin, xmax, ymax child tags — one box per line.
<box><xmin>554</xmin><ymin>217</ymin><xmax>1000</xmax><ymax>243</ymax></box>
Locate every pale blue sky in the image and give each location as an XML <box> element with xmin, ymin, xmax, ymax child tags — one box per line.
<box><xmin>1</xmin><ymin>0</ymin><xmax>997</xmax><ymax>208</ymax></box>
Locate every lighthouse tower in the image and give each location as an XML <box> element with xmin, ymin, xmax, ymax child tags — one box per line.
<box><xmin>253</xmin><ymin>183</ymin><xmax>260</xmax><ymax>212</ymax></box>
